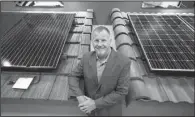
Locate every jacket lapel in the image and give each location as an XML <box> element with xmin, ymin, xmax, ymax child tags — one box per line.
<box><xmin>96</xmin><ymin>49</ymin><xmax>117</xmax><ymax>91</ymax></box>
<box><xmin>99</xmin><ymin>49</ymin><xmax>117</xmax><ymax>85</ymax></box>
<box><xmin>88</xmin><ymin>51</ymin><xmax>98</xmax><ymax>86</ymax></box>
<box><xmin>89</xmin><ymin>49</ymin><xmax>117</xmax><ymax>93</ymax></box>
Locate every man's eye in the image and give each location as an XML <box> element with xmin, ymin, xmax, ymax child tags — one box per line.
<box><xmin>94</xmin><ymin>40</ymin><xmax>98</xmax><ymax>43</ymax></box>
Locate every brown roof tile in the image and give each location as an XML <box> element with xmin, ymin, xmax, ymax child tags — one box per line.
<box><xmin>143</xmin><ymin>76</ymin><xmax>169</xmax><ymax>102</ymax></box>
<box><xmin>74</xmin><ymin>18</ymin><xmax>85</xmax><ymax>25</ymax></box>
<box><xmin>78</xmin><ymin>45</ymin><xmax>90</xmax><ymax>59</ymax></box>
<box><xmin>66</xmin><ymin>33</ymin><xmax>81</xmax><ymax>44</ymax></box>
<box><xmin>53</xmin><ymin>58</ymin><xmax>75</xmax><ymax>74</ymax></box>
<box><xmin>63</xmin><ymin>44</ymin><xmax>80</xmax><ymax>57</ymax></box>
<box><xmin>115</xmin><ymin>34</ymin><xmax>134</xmax><ymax>49</ymax></box>
<box><xmin>135</xmin><ymin>59</ymin><xmax>148</xmax><ymax>76</ymax></box>
<box><xmin>129</xmin><ymin>79</ymin><xmax>150</xmax><ymax>100</ymax></box>
<box><xmin>114</xmin><ymin>25</ymin><xmax>129</xmax><ymax>38</ymax></box>
<box><xmin>75</xmin><ymin>12</ymin><xmax>87</xmax><ymax>18</ymax></box>
<box><xmin>86</xmin><ymin>12</ymin><xmax>93</xmax><ymax>19</ymax></box>
<box><xmin>117</xmin><ymin>45</ymin><xmax>136</xmax><ymax>60</ymax></box>
<box><xmin>111</xmin><ymin>12</ymin><xmax>123</xmax><ymax>23</ymax></box>
<box><xmin>111</xmin><ymin>8</ymin><xmax>120</xmax><ymax>13</ymax></box>
<box><xmin>21</xmin><ymin>74</ymin><xmax>56</xmax><ymax>100</ymax></box>
<box><xmin>113</xmin><ymin>18</ymin><xmax>126</xmax><ymax>29</ymax></box>
<box><xmin>1</xmin><ymin>73</ymin><xmax>12</xmax><ymax>87</ymax></box>
<box><xmin>130</xmin><ymin>60</ymin><xmax>144</xmax><ymax>80</ymax></box>
<box><xmin>81</xmin><ymin>34</ymin><xmax>91</xmax><ymax>45</ymax></box>
<box><xmin>132</xmin><ymin>45</ymin><xmax>142</xmax><ymax>59</ymax></box>
<box><xmin>121</xmin><ymin>12</ymin><xmax>128</xmax><ymax>20</ymax></box>
<box><xmin>85</xmin><ymin>19</ymin><xmax>93</xmax><ymax>26</ymax></box>
<box><xmin>70</xmin><ymin>25</ymin><xmax>84</xmax><ymax>33</ymax></box>
<box><xmin>48</xmin><ymin>75</ymin><xmax>69</xmax><ymax>101</ymax></box>
<box><xmin>83</xmin><ymin>26</ymin><xmax>92</xmax><ymax>34</ymax></box>
<box><xmin>158</xmin><ymin>77</ymin><xmax>194</xmax><ymax>103</ymax></box>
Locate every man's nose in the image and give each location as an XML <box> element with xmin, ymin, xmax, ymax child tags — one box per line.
<box><xmin>97</xmin><ymin>41</ymin><xmax>103</xmax><ymax>46</ymax></box>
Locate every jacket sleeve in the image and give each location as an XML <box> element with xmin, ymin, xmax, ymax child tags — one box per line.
<box><xmin>94</xmin><ymin>60</ymin><xmax>131</xmax><ymax>108</ymax></box>
<box><xmin>68</xmin><ymin>57</ymin><xmax>85</xmax><ymax>97</ymax></box>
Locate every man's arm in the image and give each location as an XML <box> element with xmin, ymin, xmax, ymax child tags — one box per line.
<box><xmin>94</xmin><ymin>60</ymin><xmax>131</xmax><ymax>109</ymax></box>
<box><xmin>69</xmin><ymin>57</ymin><xmax>84</xmax><ymax>97</ymax></box>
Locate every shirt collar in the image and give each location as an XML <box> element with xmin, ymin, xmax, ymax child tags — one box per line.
<box><xmin>96</xmin><ymin>47</ymin><xmax>111</xmax><ymax>64</ymax></box>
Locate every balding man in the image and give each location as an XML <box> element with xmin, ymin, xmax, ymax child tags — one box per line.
<box><xmin>69</xmin><ymin>26</ymin><xmax>131</xmax><ymax>116</ymax></box>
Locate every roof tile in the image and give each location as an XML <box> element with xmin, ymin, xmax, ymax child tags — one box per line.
<box><xmin>48</xmin><ymin>75</ymin><xmax>69</xmax><ymax>101</ymax></box>
<box><xmin>130</xmin><ymin>60</ymin><xmax>143</xmax><ymax>79</ymax></box>
<box><xmin>117</xmin><ymin>45</ymin><xmax>136</xmax><ymax>60</ymax></box>
<box><xmin>54</xmin><ymin>58</ymin><xmax>75</xmax><ymax>74</ymax></box>
<box><xmin>75</xmin><ymin>12</ymin><xmax>86</xmax><ymax>18</ymax></box>
<box><xmin>143</xmin><ymin>76</ymin><xmax>169</xmax><ymax>102</ymax></box>
<box><xmin>112</xmin><ymin>18</ymin><xmax>126</xmax><ymax>29</ymax></box>
<box><xmin>63</xmin><ymin>44</ymin><xmax>80</xmax><ymax>57</ymax></box>
<box><xmin>85</xmin><ymin>19</ymin><xmax>93</xmax><ymax>26</ymax></box>
<box><xmin>132</xmin><ymin>45</ymin><xmax>142</xmax><ymax>59</ymax></box>
<box><xmin>83</xmin><ymin>26</ymin><xmax>92</xmax><ymax>34</ymax></box>
<box><xmin>21</xmin><ymin>74</ymin><xmax>56</xmax><ymax>100</ymax></box>
<box><xmin>86</xmin><ymin>12</ymin><xmax>93</xmax><ymax>19</ymax></box>
<box><xmin>115</xmin><ymin>34</ymin><xmax>134</xmax><ymax>49</ymax></box>
<box><xmin>1</xmin><ymin>73</ymin><xmax>12</xmax><ymax>87</ymax></box>
<box><xmin>66</xmin><ymin>33</ymin><xmax>81</xmax><ymax>44</ymax></box>
<box><xmin>114</xmin><ymin>25</ymin><xmax>129</xmax><ymax>38</ymax></box>
<box><xmin>78</xmin><ymin>45</ymin><xmax>90</xmax><ymax>59</ymax></box>
<box><xmin>136</xmin><ymin>59</ymin><xmax>148</xmax><ymax>76</ymax></box>
<box><xmin>121</xmin><ymin>12</ymin><xmax>128</xmax><ymax>20</ymax></box>
<box><xmin>111</xmin><ymin>12</ymin><xmax>123</xmax><ymax>23</ymax></box>
<box><xmin>81</xmin><ymin>34</ymin><xmax>91</xmax><ymax>45</ymax></box>
<box><xmin>129</xmin><ymin>79</ymin><xmax>150</xmax><ymax>100</ymax></box>
<box><xmin>70</xmin><ymin>25</ymin><xmax>83</xmax><ymax>33</ymax></box>
<box><xmin>74</xmin><ymin>18</ymin><xmax>85</xmax><ymax>25</ymax></box>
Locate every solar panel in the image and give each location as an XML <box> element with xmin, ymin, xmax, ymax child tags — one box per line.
<box><xmin>1</xmin><ymin>13</ymin><xmax>75</xmax><ymax>69</ymax></box>
<box><xmin>128</xmin><ymin>14</ymin><xmax>194</xmax><ymax>72</ymax></box>
<box><xmin>178</xmin><ymin>14</ymin><xmax>194</xmax><ymax>30</ymax></box>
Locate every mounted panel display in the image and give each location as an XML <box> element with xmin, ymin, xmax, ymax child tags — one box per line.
<box><xmin>128</xmin><ymin>13</ymin><xmax>194</xmax><ymax>72</ymax></box>
<box><xmin>1</xmin><ymin>13</ymin><xmax>75</xmax><ymax>69</ymax></box>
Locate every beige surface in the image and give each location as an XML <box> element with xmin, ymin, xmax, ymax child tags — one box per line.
<box><xmin>90</xmin><ymin>25</ymin><xmax>116</xmax><ymax>51</ymax></box>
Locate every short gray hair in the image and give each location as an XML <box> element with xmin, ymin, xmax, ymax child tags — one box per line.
<box><xmin>92</xmin><ymin>26</ymin><xmax>110</xmax><ymax>39</ymax></box>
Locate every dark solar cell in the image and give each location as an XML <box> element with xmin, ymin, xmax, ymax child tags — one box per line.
<box><xmin>155</xmin><ymin>46</ymin><xmax>168</xmax><ymax>53</ymax></box>
<box><xmin>141</xmin><ymin>40</ymin><xmax>152</xmax><ymax>45</ymax></box>
<box><xmin>129</xmin><ymin>14</ymin><xmax>194</xmax><ymax>72</ymax></box>
<box><xmin>146</xmin><ymin>52</ymin><xmax>161</xmax><ymax>60</ymax></box>
<box><xmin>1</xmin><ymin>13</ymin><xmax>75</xmax><ymax>69</ymax></box>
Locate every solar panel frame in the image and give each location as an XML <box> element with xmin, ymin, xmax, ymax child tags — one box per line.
<box><xmin>1</xmin><ymin>13</ymin><xmax>75</xmax><ymax>69</ymax></box>
<box><xmin>177</xmin><ymin>14</ymin><xmax>195</xmax><ymax>31</ymax></box>
<box><xmin>128</xmin><ymin>13</ymin><xmax>194</xmax><ymax>72</ymax></box>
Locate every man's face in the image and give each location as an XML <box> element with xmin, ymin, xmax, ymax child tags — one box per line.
<box><xmin>92</xmin><ymin>30</ymin><xmax>111</xmax><ymax>58</ymax></box>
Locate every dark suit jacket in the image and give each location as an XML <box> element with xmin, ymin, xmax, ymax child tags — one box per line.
<box><xmin>69</xmin><ymin>48</ymin><xmax>131</xmax><ymax>116</ymax></box>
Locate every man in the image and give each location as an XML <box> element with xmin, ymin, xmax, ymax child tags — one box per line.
<box><xmin>69</xmin><ymin>26</ymin><xmax>131</xmax><ymax>116</ymax></box>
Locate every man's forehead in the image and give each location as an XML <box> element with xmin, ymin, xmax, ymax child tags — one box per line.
<box><xmin>93</xmin><ymin>30</ymin><xmax>110</xmax><ymax>38</ymax></box>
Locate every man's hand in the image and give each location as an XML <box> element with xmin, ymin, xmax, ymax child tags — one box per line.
<box><xmin>77</xmin><ymin>96</ymin><xmax>91</xmax><ymax>114</ymax></box>
<box><xmin>76</xmin><ymin>96</ymin><xmax>87</xmax><ymax>104</ymax></box>
<box><xmin>78</xmin><ymin>96</ymin><xmax>96</xmax><ymax>114</ymax></box>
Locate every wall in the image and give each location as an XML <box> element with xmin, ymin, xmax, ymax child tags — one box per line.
<box><xmin>1</xmin><ymin>1</ymin><xmax>194</xmax><ymax>25</ymax></box>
